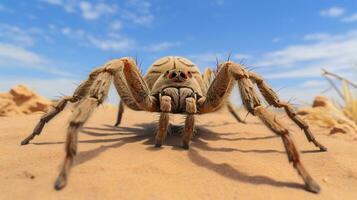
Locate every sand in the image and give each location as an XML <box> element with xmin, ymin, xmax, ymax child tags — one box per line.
<box><xmin>0</xmin><ymin>85</ymin><xmax>52</xmax><ymax>117</ymax></box>
<box><xmin>1</xmin><ymin>105</ymin><xmax>357</xmax><ymax>200</ymax></box>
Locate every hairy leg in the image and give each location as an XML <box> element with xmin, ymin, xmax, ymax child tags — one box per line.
<box><xmin>53</xmin><ymin>58</ymin><xmax>158</xmax><ymax>190</ymax></box>
<box><xmin>254</xmin><ymin>106</ymin><xmax>320</xmax><ymax>193</ymax></box>
<box><xmin>20</xmin><ymin>67</ymin><xmax>103</xmax><ymax>145</ymax></box>
<box><xmin>121</xmin><ymin>59</ymin><xmax>158</xmax><ymax>112</ymax></box>
<box><xmin>226</xmin><ymin>101</ymin><xmax>245</xmax><ymax>123</ymax></box>
<box><xmin>202</xmin><ymin>67</ymin><xmax>245</xmax><ymax>123</ymax></box>
<box><xmin>114</xmin><ymin>100</ymin><xmax>125</xmax><ymax>126</ymax></box>
<box><xmin>55</xmin><ymin>70</ymin><xmax>112</xmax><ymax>190</ymax></box>
<box><xmin>199</xmin><ymin>62</ymin><xmax>321</xmax><ymax>193</ymax></box>
<box><xmin>155</xmin><ymin>95</ymin><xmax>171</xmax><ymax>147</ymax></box>
<box><xmin>182</xmin><ymin>97</ymin><xmax>197</xmax><ymax>149</ymax></box>
<box><xmin>248</xmin><ymin>72</ymin><xmax>326</xmax><ymax>151</ymax></box>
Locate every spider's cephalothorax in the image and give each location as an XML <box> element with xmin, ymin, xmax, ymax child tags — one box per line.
<box><xmin>20</xmin><ymin>56</ymin><xmax>327</xmax><ymax>193</ymax></box>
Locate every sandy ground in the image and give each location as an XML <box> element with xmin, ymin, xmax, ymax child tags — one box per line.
<box><xmin>1</xmin><ymin>105</ymin><xmax>357</xmax><ymax>200</ymax></box>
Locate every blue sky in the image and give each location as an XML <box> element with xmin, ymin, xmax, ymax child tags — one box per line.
<box><xmin>0</xmin><ymin>0</ymin><xmax>357</xmax><ymax>105</ymax></box>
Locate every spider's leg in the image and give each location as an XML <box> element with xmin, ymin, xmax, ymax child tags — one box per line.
<box><xmin>55</xmin><ymin>70</ymin><xmax>113</xmax><ymax>190</ymax></box>
<box><xmin>155</xmin><ymin>95</ymin><xmax>171</xmax><ymax>147</ymax></box>
<box><xmin>20</xmin><ymin>67</ymin><xmax>103</xmax><ymax>145</ymax></box>
<box><xmin>112</xmin><ymin>61</ymin><xmax>146</xmax><ymax>127</ymax></box>
<box><xmin>182</xmin><ymin>97</ymin><xmax>197</xmax><ymax>149</ymax></box>
<box><xmin>54</xmin><ymin>58</ymin><xmax>159</xmax><ymax>190</ymax></box>
<box><xmin>249</xmin><ymin>72</ymin><xmax>327</xmax><ymax>151</ymax></box>
<box><xmin>198</xmin><ymin>62</ymin><xmax>321</xmax><ymax>193</ymax></box>
<box><xmin>114</xmin><ymin>100</ymin><xmax>125</xmax><ymax>126</ymax></box>
<box><xmin>254</xmin><ymin>106</ymin><xmax>320</xmax><ymax>193</ymax></box>
<box><xmin>226</xmin><ymin>101</ymin><xmax>246</xmax><ymax>124</ymax></box>
<box><xmin>121</xmin><ymin>59</ymin><xmax>158</xmax><ymax>112</ymax></box>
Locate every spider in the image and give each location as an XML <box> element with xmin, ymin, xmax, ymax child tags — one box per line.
<box><xmin>20</xmin><ymin>56</ymin><xmax>326</xmax><ymax>193</ymax></box>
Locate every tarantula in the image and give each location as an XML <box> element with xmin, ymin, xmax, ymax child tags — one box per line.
<box><xmin>20</xmin><ymin>56</ymin><xmax>326</xmax><ymax>193</ymax></box>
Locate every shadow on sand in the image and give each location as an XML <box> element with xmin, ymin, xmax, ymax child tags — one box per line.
<box><xmin>32</xmin><ymin>122</ymin><xmax>308</xmax><ymax>191</ymax></box>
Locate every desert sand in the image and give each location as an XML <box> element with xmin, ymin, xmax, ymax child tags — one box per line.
<box><xmin>1</xmin><ymin>103</ymin><xmax>357</xmax><ymax>199</ymax></box>
<box><xmin>0</xmin><ymin>85</ymin><xmax>52</xmax><ymax>117</ymax></box>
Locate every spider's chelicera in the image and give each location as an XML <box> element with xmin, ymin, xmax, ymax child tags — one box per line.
<box><xmin>20</xmin><ymin>56</ymin><xmax>326</xmax><ymax>193</ymax></box>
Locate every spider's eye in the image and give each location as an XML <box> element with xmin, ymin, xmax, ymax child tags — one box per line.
<box><xmin>187</xmin><ymin>71</ymin><xmax>192</xmax><ymax>78</ymax></box>
<box><xmin>171</xmin><ymin>71</ymin><xmax>177</xmax><ymax>78</ymax></box>
<box><xmin>165</xmin><ymin>70</ymin><xmax>170</xmax><ymax>76</ymax></box>
<box><xmin>180</xmin><ymin>72</ymin><xmax>187</xmax><ymax>79</ymax></box>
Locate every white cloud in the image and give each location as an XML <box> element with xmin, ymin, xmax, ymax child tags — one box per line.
<box><xmin>300</xmin><ymin>80</ymin><xmax>328</xmax><ymax>88</ymax></box>
<box><xmin>320</xmin><ymin>7</ymin><xmax>345</xmax><ymax>17</ymax></box>
<box><xmin>342</xmin><ymin>13</ymin><xmax>357</xmax><ymax>23</ymax></box>
<box><xmin>215</xmin><ymin>0</ymin><xmax>224</xmax><ymax>6</ymax></box>
<box><xmin>0</xmin><ymin>24</ymin><xmax>41</xmax><ymax>47</ymax></box>
<box><xmin>61</xmin><ymin>27</ymin><xmax>85</xmax><ymax>38</ymax></box>
<box><xmin>41</xmin><ymin>0</ymin><xmax>154</xmax><ymax>25</ymax></box>
<box><xmin>59</xmin><ymin>27</ymin><xmax>132</xmax><ymax>51</ymax></box>
<box><xmin>110</xmin><ymin>20</ymin><xmax>122</xmax><ymax>30</ymax></box>
<box><xmin>78</xmin><ymin>1</ymin><xmax>116</xmax><ymax>20</ymax></box>
<box><xmin>188</xmin><ymin>53</ymin><xmax>252</xmax><ymax>70</ymax></box>
<box><xmin>188</xmin><ymin>53</ymin><xmax>223</xmax><ymax>69</ymax></box>
<box><xmin>121</xmin><ymin>0</ymin><xmax>154</xmax><ymax>25</ymax></box>
<box><xmin>143</xmin><ymin>42</ymin><xmax>181</xmax><ymax>52</ymax></box>
<box><xmin>0</xmin><ymin>43</ymin><xmax>70</xmax><ymax>76</ymax></box>
<box><xmin>272</xmin><ymin>37</ymin><xmax>281</xmax><ymax>43</ymax></box>
<box><xmin>247</xmin><ymin>30</ymin><xmax>357</xmax><ymax>103</ymax></box>
<box><xmin>87</xmin><ymin>35</ymin><xmax>135</xmax><ymax>52</ymax></box>
<box><xmin>59</xmin><ymin>26</ymin><xmax>179</xmax><ymax>53</ymax></box>
<box><xmin>234</xmin><ymin>54</ymin><xmax>251</xmax><ymax>60</ymax></box>
<box><xmin>41</xmin><ymin>0</ymin><xmax>117</xmax><ymax>20</ymax></box>
<box><xmin>0</xmin><ymin>3</ymin><xmax>14</xmax><ymax>13</ymax></box>
<box><xmin>0</xmin><ymin>43</ymin><xmax>45</xmax><ymax>65</ymax></box>
<box><xmin>41</xmin><ymin>0</ymin><xmax>62</xmax><ymax>5</ymax></box>
<box><xmin>303</xmin><ymin>33</ymin><xmax>331</xmax><ymax>41</ymax></box>
<box><xmin>254</xmin><ymin>31</ymin><xmax>357</xmax><ymax>72</ymax></box>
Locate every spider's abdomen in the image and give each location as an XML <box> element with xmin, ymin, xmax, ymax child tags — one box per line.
<box><xmin>160</xmin><ymin>87</ymin><xmax>196</xmax><ymax>113</ymax></box>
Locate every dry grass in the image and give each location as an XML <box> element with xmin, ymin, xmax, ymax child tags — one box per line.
<box><xmin>341</xmin><ymin>80</ymin><xmax>357</xmax><ymax>122</ymax></box>
<box><xmin>298</xmin><ymin>70</ymin><xmax>357</xmax><ymax>137</ymax></box>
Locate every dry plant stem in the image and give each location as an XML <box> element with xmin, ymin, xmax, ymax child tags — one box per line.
<box><xmin>114</xmin><ymin>100</ymin><xmax>124</xmax><ymax>126</ymax></box>
<box><xmin>322</xmin><ymin>69</ymin><xmax>357</xmax><ymax>89</ymax></box>
<box><xmin>323</xmin><ymin>76</ymin><xmax>344</xmax><ymax>100</ymax></box>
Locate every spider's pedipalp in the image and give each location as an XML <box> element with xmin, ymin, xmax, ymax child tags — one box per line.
<box><xmin>182</xmin><ymin>97</ymin><xmax>197</xmax><ymax>149</ymax></box>
<box><xmin>155</xmin><ymin>95</ymin><xmax>171</xmax><ymax>147</ymax></box>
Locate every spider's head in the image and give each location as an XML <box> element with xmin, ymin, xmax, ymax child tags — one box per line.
<box><xmin>164</xmin><ymin>69</ymin><xmax>193</xmax><ymax>83</ymax></box>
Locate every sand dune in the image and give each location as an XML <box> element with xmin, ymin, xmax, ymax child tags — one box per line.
<box><xmin>0</xmin><ymin>85</ymin><xmax>52</xmax><ymax>117</ymax></box>
<box><xmin>1</xmin><ymin>103</ymin><xmax>357</xmax><ymax>200</ymax></box>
